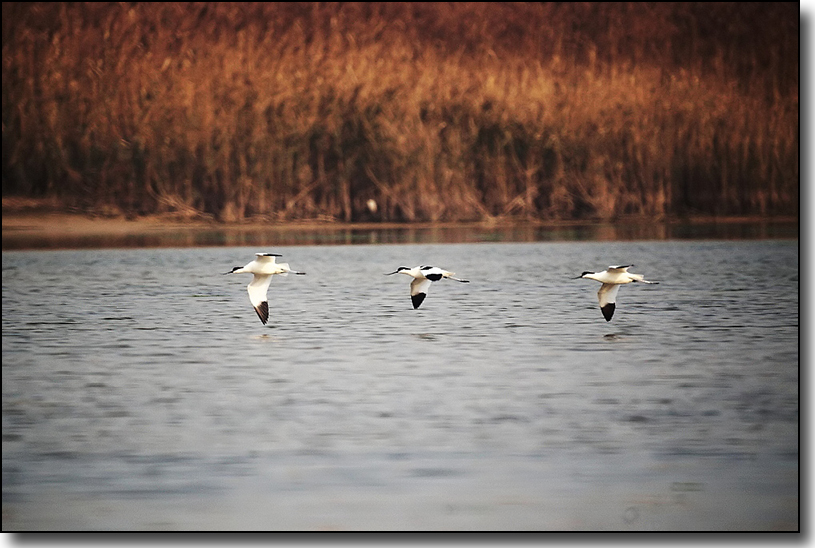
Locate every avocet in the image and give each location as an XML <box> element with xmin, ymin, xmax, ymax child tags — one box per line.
<box><xmin>224</xmin><ymin>253</ymin><xmax>305</xmax><ymax>324</ymax></box>
<box><xmin>386</xmin><ymin>265</ymin><xmax>469</xmax><ymax>309</ymax></box>
<box><xmin>575</xmin><ymin>265</ymin><xmax>657</xmax><ymax>321</ymax></box>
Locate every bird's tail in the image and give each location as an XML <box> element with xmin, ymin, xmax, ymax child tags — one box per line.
<box><xmin>445</xmin><ymin>273</ymin><xmax>470</xmax><ymax>283</ymax></box>
<box><xmin>279</xmin><ymin>263</ymin><xmax>306</xmax><ymax>276</ymax></box>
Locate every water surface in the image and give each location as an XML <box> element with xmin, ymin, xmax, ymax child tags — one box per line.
<box><xmin>2</xmin><ymin>239</ymin><xmax>799</xmax><ymax>530</ymax></box>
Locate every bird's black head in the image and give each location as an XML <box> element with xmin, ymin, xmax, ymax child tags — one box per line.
<box><xmin>386</xmin><ymin>266</ymin><xmax>411</xmax><ymax>275</ymax></box>
<box><xmin>574</xmin><ymin>271</ymin><xmax>593</xmax><ymax>279</ymax></box>
<box><xmin>224</xmin><ymin>266</ymin><xmax>241</xmax><ymax>275</ymax></box>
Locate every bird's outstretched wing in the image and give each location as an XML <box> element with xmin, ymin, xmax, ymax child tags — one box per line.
<box><xmin>254</xmin><ymin>253</ymin><xmax>280</xmax><ymax>264</ymax></box>
<box><xmin>597</xmin><ymin>283</ymin><xmax>621</xmax><ymax>321</ymax></box>
<box><xmin>410</xmin><ymin>277</ymin><xmax>433</xmax><ymax>309</ymax></box>
<box><xmin>247</xmin><ymin>274</ymin><xmax>273</xmax><ymax>324</ymax></box>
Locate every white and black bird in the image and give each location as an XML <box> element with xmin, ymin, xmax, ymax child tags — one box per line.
<box><xmin>386</xmin><ymin>265</ymin><xmax>469</xmax><ymax>309</ymax></box>
<box><xmin>575</xmin><ymin>265</ymin><xmax>658</xmax><ymax>321</ymax></box>
<box><xmin>224</xmin><ymin>253</ymin><xmax>305</xmax><ymax>324</ymax></box>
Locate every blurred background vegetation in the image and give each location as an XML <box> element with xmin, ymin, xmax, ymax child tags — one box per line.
<box><xmin>2</xmin><ymin>2</ymin><xmax>798</xmax><ymax>222</ymax></box>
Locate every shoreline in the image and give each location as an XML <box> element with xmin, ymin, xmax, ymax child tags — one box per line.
<box><xmin>2</xmin><ymin>209</ymin><xmax>799</xmax><ymax>251</ymax></box>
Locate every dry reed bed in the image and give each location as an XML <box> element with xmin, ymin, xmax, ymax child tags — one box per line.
<box><xmin>2</xmin><ymin>3</ymin><xmax>799</xmax><ymax>222</ymax></box>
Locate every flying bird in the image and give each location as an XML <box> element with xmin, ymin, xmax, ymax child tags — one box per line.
<box><xmin>386</xmin><ymin>265</ymin><xmax>469</xmax><ymax>309</ymax></box>
<box><xmin>575</xmin><ymin>265</ymin><xmax>658</xmax><ymax>321</ymax></box>
<box><xmin>224</xmin><ymin>253</ymin><xmax>305</xmax><ymax>324</ymax></box>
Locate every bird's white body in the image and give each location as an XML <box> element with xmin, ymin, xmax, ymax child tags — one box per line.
<box><xmin>386</xmin><ymin>265</ymin><xmax>469</xmax><ymax>309</ymax></box>
<box><xmin>225</xmin><ymin>253</ymin><xmax>305</xmax><ymax>324</ymax></box>
<box><xmin>576</xmin><ymin>265</ymin><xmax>657</xmax><ymax>321</ymax></box>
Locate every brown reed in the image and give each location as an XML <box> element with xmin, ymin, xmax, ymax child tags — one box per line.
<box><xmin>1</xmin><ymin>2</ymin><xmax>799</xmax><ymax>222</ymax></box>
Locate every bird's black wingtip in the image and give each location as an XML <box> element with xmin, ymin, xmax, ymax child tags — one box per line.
<box><xmin>254</xmin><ymin>302</ymin><xmax>269</xmax><ymax>325</ymax></box>
<box><xmin>601</xmin><ymin>303</ymin><xmax>615</xmax><ymax>321</ymax></box>
<box><xmin>411</xmin><ymin>293</ymin><xmax>426</xmax><ymax>309</ymax></box>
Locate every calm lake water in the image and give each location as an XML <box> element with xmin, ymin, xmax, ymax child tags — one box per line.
<box><xmin>2</xmin><ymin>236</ymin><xmax>799</xmax><ymax>530</ymax></box>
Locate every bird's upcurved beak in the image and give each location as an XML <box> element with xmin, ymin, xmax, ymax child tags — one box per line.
<box><xmin>385</xmin><ymin>271</ymin><xmax>399</xmax><ymax>275</ymax></box>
